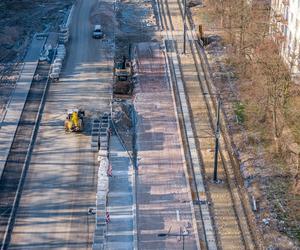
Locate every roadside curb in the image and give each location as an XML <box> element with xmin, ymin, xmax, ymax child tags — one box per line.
<box><xmin>162</xmin><ymin>43</ymin><xmax>201</xmax><ymax>250</ymax></box>
<box><xmin>66</xmin><ymin>4</ymin><xmax>76</xmax><ymax>28</ymax></box>
<box><xmin>131</xmin><ymin>108</ymin><xmax>138</xmax><ymax>250</ymax></box>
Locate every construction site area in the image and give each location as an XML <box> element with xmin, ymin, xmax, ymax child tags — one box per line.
<box><xmin>0</xmin><ymin>0</ymin><xmax>299</xmax><ymax>249</ymax></box>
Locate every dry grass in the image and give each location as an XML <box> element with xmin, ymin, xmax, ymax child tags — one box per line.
<box><xmin>286</xmin><ymin>85</ymin><xmax>300</xmax><ymax>145</ymax></box>
<box><xmin>190</xmin><ymin>0</ymin><xmax>300</xmax><ymax>246</ymax></box>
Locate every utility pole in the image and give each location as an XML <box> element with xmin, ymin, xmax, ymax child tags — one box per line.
<box><xmin>183</xmin><ymin>0</ymin><xmax>187</xmax><ymax>54</ymax></box>
<box><xmin>213</xmin><ymin>96</ymin><xmax>221</xmax><ymax>183</ymax></box>
<box><xmin>181</xmin><ymin>227</ymin><xmax>185</xmax><ymax>250</ymax></box>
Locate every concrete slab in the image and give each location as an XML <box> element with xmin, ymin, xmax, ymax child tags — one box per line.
<box><xmin>106</xmin><ymin>135</ymin><xmax>135</xmax><ymax>250</ymax></box>
<box><xmin>134</xmin><ymin>42</ymin><xmax>198</xmax><ymax>249</ymax></box>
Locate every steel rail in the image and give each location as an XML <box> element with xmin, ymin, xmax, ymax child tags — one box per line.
<box><xmin>0</xmin><ymin>61</ymin><xmax>51</xmax><ymax>250</ymax></box>
<box><xmin>179</xmin><ymin>2</ymin><xmax>263</xmax><ymax>248</ymax></box>
<box><xmin>154</xmin><ymin>0</ymin><xmax>260</xmax><ymax>248</ymax></box>
<box><xmin>154</xmin><ymin>0</ymin><xmax>218</xmax><ymax>248</ymax></box>
<box><xmin>169</xmin><ymin>0</ymin><xmax>260</xmax><ymax>248</ymax></box>
<box><xmin>0</xmin><ymin>62</ymin><xmax>25</xmax><ymax>130</ymax></box>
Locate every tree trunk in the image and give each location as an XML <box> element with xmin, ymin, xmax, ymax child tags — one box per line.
<box><xmin>272</xmin><ymin>104</ymin><xmax>280</xmax><ymax>153</ymax></box>
<box><xmin>292</xmin><ymin>172</ymin><xmax>300</xmax><ymax>195</ymax></box>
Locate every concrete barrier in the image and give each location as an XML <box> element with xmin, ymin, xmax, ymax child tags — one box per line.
<box><xmin>92</xmin><ymin>114</ymin><xmax>111</xmax><ymax>249</ymax></box>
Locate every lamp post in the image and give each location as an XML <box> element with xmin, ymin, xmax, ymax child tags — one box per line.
<box><xmin>213</xmin><ymin>97</ymin><xmax>221</xmax><ymax>183</ymax></box>
<box><xmin>203</xmin><ymin>92</ymin><xmax>221</xmax><ymax>183</ymax></box>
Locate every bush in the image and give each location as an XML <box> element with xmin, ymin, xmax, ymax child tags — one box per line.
<box><xmin>234</xmin><ymin>101</ymin><xmax>245</xmax><ymax>124</ymax></box>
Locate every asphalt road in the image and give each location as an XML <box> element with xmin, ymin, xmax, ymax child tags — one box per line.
<box><xmin>8</xmin><ymin>0</ymin><xmax>113</xmax><ymax>249</ymax></box>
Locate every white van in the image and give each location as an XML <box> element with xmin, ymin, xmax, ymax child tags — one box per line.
<box><xmin>92</xmin><ymin>25</ymin><xmax>104</xmax><ymax>39</ymax></box>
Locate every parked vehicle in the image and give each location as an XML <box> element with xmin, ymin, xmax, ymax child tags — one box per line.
<box><xmin>113</xmin><ymin>56</ymin><xmax>132</xmax><ymax>95</ymax></box>
<box><xmin>92</xmin><ymin>25</ymin><xmax>104</xmax><ymax>39</ymax></box>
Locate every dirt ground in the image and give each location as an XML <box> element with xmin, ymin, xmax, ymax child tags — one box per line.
<box><xmin>0</xmin><ymin>0</ymin><xmax>74</xmax><ymax>121</ymax></box>
<box><xmin>115</xmin><ymin>0</ymin><xmax>156</xmax><ymax>58</ymax></box>
<box><xmin>112</xmin><ymin>0</ymin><xmax>157</xmax><ymax>150</ymax></box>
<box><xmin>112</xmin><ymin>99</ymin><xmax>134</xmax><ymax>154</ymax></box>
<box><xmin>0</xmin><ymin>0</ymin><xmax>74</xmax><ymax>62</ymax></box>
<box><xmin>190</xmin><ymin>2</ymin><xmax>300</xmax><ymax>249</ymax></box>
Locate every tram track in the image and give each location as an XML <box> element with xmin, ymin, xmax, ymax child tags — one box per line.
<box><xmin>182</xmin><ymin>2</ymin><xmax>263</xmax><ymax>249</ymax></box>
<box><xmin>0</xmin><ymin>62</ymin><xmax>23</xmax><ymax>128</ymax></box>
<box><xmin>156</xmin><ymin>0</ymin><xmax>217</xmax><ymax>248</ymax></box>
<box><xmin>155</xmin><ymin>0</ymin><xmax>259</xmax><ymax>248</ymax></box>
<box><xmin>190</xmin><ymin>27</ymin><xmax>264</xmax><ymax>250</ymax></box>
<box><xmin>0</xmin><ymin>60</ymin><xmax>51</xmax><ymax>250</ymax></box>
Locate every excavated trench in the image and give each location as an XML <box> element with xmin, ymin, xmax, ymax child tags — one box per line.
<box><xmin>112</xmin><ymin>0</ymin><xmax>158</xmax><ymax>152</ymax></box>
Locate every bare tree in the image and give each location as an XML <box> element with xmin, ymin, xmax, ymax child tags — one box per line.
<box><xmin>255</xmin><ymin>40</ymin><xmax>291</xmax><ymax>152</ymax></box>
<box><xmin>209</xmin><ymin>0</ymin><xmax>290</xmax><ymax>151</ymax></box>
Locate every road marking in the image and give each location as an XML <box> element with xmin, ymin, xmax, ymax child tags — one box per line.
<box><xmin>176</xmin><ymin>210</ymin><xmax>180</xmax><ymax>221</ymax></box>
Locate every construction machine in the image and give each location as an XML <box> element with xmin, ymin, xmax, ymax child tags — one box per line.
<box><xmin>64</xmin><ymin>108</ymin><xmax>85</xmax><ymax>132</ymax></box>
<box><xmin>113</xmin><ymin>56</ymin><xmax>132</xmax><ymax>95</ymax></box>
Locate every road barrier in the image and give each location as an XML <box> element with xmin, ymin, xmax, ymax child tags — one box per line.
<box><xmin>58</xmin><ymin>25</ymin><xmax>69</xmax><ymax>44</ymax></box>
<box><xmin>49</xmin><ymin>44</ymin><xmax>66</xmax><ymax>81</ymax></box>
<box><xmin>92</xmin><ymin>113</ymin><xmax>111</xmax><ymax>250</ymax></box>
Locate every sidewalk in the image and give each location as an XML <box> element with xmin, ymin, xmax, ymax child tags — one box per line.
<box><xmin>106</xmin><ymin>134</ymin><xmax>136</xmax><ymax>250</ymax></box>
<box><xmin>134</xmin><ymin>42</ymin><xmax>198</xmax><ymax>249</ymax></box>
<box><xmin>0</xmin><ymin>35</ymin><xmax>46</xmax><ymax>179</ymax></box>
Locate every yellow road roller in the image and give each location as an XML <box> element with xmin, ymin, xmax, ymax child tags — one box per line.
<box><xmin>64</xmin><ymin>108</ymin><xmax>85</xmax><ymax>132</ymax></box>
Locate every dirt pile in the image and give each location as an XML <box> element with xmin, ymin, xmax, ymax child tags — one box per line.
<box><xmin>111</xmin><ymin>99</ymin><xmax>134</xmax><ymax>153</ymax></box>
<box><xmin>112</xmin><ymin>100</ymin><xmax>133</xmax><ymax>131</ymax></box>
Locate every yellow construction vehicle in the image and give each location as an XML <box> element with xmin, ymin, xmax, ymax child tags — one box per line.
<box><xmin>64</xmin><ymin>108</ymin><xmax>85</xmax><ymax>132</ymax></box>
<box><xmin>113</xmin><ymin>56</ymin><xmax>132</xmax><ymax>95</ymax></box>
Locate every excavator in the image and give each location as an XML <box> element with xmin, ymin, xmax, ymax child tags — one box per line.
<box><xmin>64</xmin><ymin>108</ymin><xmax>85</xmax><ymax>132</ymax></box>
<box><xmin>113</xmin><ymin>56</ymin><xmax>132</xmax><ymax>95</ymax></box>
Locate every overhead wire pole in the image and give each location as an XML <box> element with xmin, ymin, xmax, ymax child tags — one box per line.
<box><xmin>203</xmin><ymin>92</ymin><xmax>221</xmax><ymax>183</ymax></box>
<box><xmin>157</xmin><ymin>227</ymin><xmax>189</xmax><ymax>250</ymax></box>
<box><xmin>183</xmin><ymin>0</ymin><xmax>187</xmax><ymax>54</ymax></box>
<box><xmin>213</xmin><ymin>95</ymin><xmax>221</xmax><ymax>183</ymax></box>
